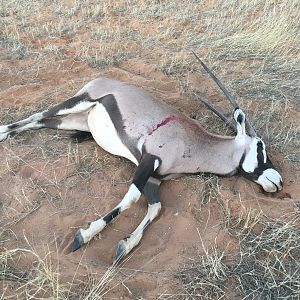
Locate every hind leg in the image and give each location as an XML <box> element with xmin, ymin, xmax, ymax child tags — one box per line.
<box><xmin>0</xmin><ymin>93</ymin><xmax>94</xmax><ymax>141</ymax></box>
<box><xmin>0</xmin><ymin>112</ymin><xmax>90</xmax><ymax>141</ymax></box>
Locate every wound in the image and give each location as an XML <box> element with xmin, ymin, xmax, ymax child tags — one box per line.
<box><xmin>148</xmin><ymin>115</ymin><xmax>176</xmax><ymax>135</ymax></box>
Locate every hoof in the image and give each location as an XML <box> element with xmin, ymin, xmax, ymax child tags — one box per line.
<box><xmin>113</xmin><ymin>240</ymin><xmax>127</xmax><ymax>265</ymax></box>
<box><xmin>72</xmin><ymin>229</ymin><xmax>84</xmax><ymax>252</ymax></box>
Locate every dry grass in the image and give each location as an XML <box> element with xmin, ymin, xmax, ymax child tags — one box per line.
<box><xmin>176</xmin><ymin>211</ymin><xmax>300</xmax><ymax>300</ymax></box>
<box><xmin>0</xmin><ymin>0</ymin><xmax>299</xmax><ymax>299</ymax></box>
<box><xmin>0</xmin><ymin>245</ymin><xmax>122</xmax><ymax>299</ymax></box>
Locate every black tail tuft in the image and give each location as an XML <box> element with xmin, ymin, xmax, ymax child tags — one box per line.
<box><xmin>70</xmin><ymin>131</ymin><xmax>94</xmax><ymax>143</ymax></box>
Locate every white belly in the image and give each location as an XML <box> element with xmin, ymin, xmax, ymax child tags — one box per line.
<box><xmin>88</xmin><ymin>103</ymin><xmax>138</xmax><ymax>165</ymax></box>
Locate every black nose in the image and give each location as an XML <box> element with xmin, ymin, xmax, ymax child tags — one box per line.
<box><xmin>275</xmin><ymin>179</ymin><xmax>283</xmax><ymax>192</ymax></box>
<box><xmin>279</xmin><ymin>179</ymin><xmax>283</xmax><ymax>189</ymax></box>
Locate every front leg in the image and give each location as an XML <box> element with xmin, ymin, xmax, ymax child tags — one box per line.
<box><xmin>72</xmin><ymin>153</ymin><xmax>161</xmax><ymax>253</ymax></box>
<box><xmin>72</xmin><ymin>184</ymin><xmax>142</xmax><ymax>251</ymax></box>
<box><xmin>113</xmin><ymin>177</ymin><xmax>161</xmax><ymax>264</ymax></box>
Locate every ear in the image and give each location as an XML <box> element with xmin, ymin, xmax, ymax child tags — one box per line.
<box><xmin>234</xmin><ymin>108</ymin><xmax>246</xmax><ymax>137</ymax></box>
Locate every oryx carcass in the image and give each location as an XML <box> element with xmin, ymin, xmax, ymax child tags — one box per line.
<box><xmin>0</xmin><ymin>53</ymin><xmax>283</xmax><ymax>264</ymax></box>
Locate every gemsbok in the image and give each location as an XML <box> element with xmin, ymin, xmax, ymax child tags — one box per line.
<box><xmin>0</xmin><ymin>52</ymin><xmax>283</xmax><ymax>264</ymax></box>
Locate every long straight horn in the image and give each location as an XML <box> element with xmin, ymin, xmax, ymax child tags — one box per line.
<box><xmin>192</xmin><ymin>51</ymin><xmax>257</xmax><ymax>137</ymax></box>
<box><xmin>193</xmin><ymin>92</ymin><xmax>237</xmax><ymax>133</ymax></box>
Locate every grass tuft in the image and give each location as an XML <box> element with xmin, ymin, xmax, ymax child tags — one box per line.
<box><xmin>176</xmin><ymin>212</ymin><xmax>300</xmax><ymax>299</ymax></box>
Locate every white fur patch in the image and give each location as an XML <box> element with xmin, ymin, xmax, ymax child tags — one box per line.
<box><xmin>242</xmin><ymin>138</ymin><xmax>259</xmax><ymax>172</ymax></box>
<box><xmin>120</xmin><ymin>184</ymin><xmax>141</xmax><ymax>211</ymax></box>
<box><xmin>0</xmin><ymin>125</ymin><xmax>9</xmax><ymax>134</ymax></box>
<box><xmin>59</xmin><ymin>112</ymin><xmax>89</xmax><ymax>131</ymax></box>
<box><xmin>57</xmin><ymin>101</ymin><xmax>95</xmax><ymax>116</ymax></box>
<box><xmin>137</xmin><ymin>135</ymin><xmax>145</xmax><ymax>153</ymax></box>
<box><xmin>255</xmin><ymin>168</ymin><xmax>282</xmax><ymax>192</ymax></box>
<box><xmin>0</xmin><ymin>132</ymin><xmax>8</xmax><ymax>141</ymax></box>
<box><xmin>88</xmin><ymin>102</ymin><xmax>138</xmax><ymax>165</ymax></box>
<box><xmin>0</xmin><ymin>121</ymin><xmax>43</xmax><ymax>141</ymax></box>
<box><xmin>260</xmin><ymin>139</ymin><xmax>267</xmax><ymax>164</ymax></box>
<box><xmin>81</xmin><ymin>219</ymin><xmax>106</xmax><ymax>243</ymax></box>
<box><xmin>154</xmin><ymin>159</ymin><xmax>160</xmax><ymax>171</ymax></box>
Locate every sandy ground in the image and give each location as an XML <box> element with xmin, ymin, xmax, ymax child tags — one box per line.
<box><xmin>1</xmin><ymin>51</ymin><xmax>299</xmax><ymax>298</ymax></box>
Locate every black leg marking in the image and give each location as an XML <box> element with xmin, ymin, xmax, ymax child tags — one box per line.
<box><xmin>7</xmin><ymin>130</ymin><xmax>17</xmax><ymax>138</ymax></box>
<box><xmin>103</xmin><ymin>207</ymin><xmax>121</xmax><ymax>224</ymax></box>
<box><xmin>143</xmin><ymin>177</ymin><xmax>161</xmax><ymax>205</ymax></box>
<box><xmin>133</xmin><ymin>154</ymin><xmax>161</xmax><ymax>192</ymax></box>
<box><xmin>142</xmin><ymin>178</ymin><xmax>161</xmax><ymax>232</ymax></box>
<box><xmin>40</xmin><ymin>118</ymin><xmax>62</xmax><ymax>129</ymax></box>
<box><xmin>1</xmin><ymin>92</ymin><xmax>94</xmax><ymax>140</ymax></box>
<box><xmin>44</xmin><ymin>92</ymin><xmax>91</xmax><ymax>117</ymax></box>
<box><xmin>8</xmin><ymin>123</ymin><xmax>19</xmax><ymax>130</ymax></box>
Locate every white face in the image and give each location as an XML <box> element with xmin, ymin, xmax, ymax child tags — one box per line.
<box><xmin>240</xmin><ymin>137</ymin><xmax>283</xmax><ymax>192</ymax></box>
<box><xmin>255</xmin><ymin>168</ymin><xmax>283</xmax><ymax>193</ymax></box>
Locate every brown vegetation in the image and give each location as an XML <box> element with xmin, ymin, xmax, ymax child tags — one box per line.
<box><xmin>1</xmin><ymin>0</ymin><xmax>299</xmax><ymax>298</ymax></box>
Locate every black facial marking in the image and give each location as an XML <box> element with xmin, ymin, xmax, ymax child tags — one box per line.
<box><xmin>133</xmin><ymin>154</ymin><xmax>161</xmax><ymax>192</ymax></box>
<box><xmin>99</xmin><ymin>94</ymin><xmax>141</xmax><ymax>162</ymax></box>
<box><xmin>238</xmin><ymin>146</ymin><xmax>275</xmax><ymax>181</ymax></box>
<box><xmin>266</xmin><ymin>177</ymin><xmax>279</xmax><ymax>192</ymax></box>
<box><xmin>256</xmin><ymin>141</ymin><xmax>265</xmax><ymax>164</ymax></box>
<box><xmin>103</xmin><ymin>207</ymin><xmax>121</xmax><ymax>224</ymax></box>
<box><xmin>237</xmin><ymin>114</ymin><xmax>244</xmax><ymax>124</ymax></box>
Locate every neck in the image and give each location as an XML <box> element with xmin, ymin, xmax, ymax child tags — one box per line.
<box><xmin>189</xmin><ymin>132</ymin><xmax>248</xmax><ymax>176</ymax></box>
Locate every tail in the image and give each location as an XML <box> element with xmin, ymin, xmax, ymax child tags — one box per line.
<box><xmin>70</xmin><ymin>131</ymin><xmax>94</xmax><ymax>143</ymax></box>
